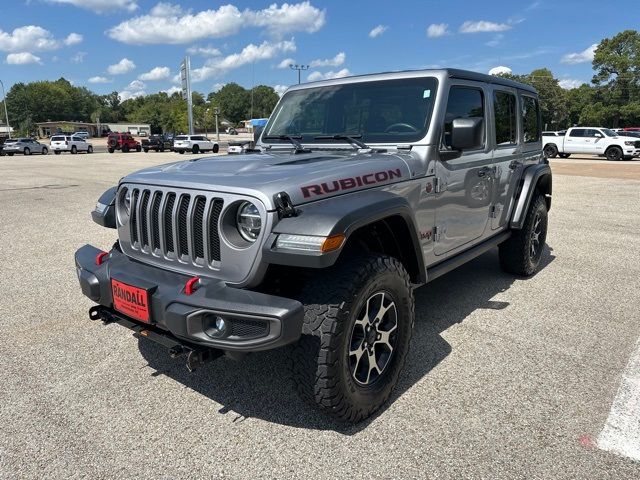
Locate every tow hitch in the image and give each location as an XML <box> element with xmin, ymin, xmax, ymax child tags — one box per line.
<box><xmin>88</xmin><ymin>306</ymin><xmax>223</xmax><ymax>372</ymax></box>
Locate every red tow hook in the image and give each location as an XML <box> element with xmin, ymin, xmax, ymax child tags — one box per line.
<box><xmin>95</xmin><ymin>251</ymin><xmax>109</xmax><ymax>266</ymax></box>
<box><xmin>184</xmin><ymin>276</ymin><xmax>201</xmax><ymax>295</ymax></box>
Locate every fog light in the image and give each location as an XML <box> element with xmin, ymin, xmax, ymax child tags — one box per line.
<box><xmin>203</xmin><ymin>314</ymin><xmax>229</xmax><ymax>338</ymax></box>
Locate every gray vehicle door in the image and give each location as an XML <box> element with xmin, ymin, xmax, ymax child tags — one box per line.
<box><xmin>434</xmin><ymin>82</ymin><xmax>493</xmax><ymax>256</ymax></box>
<box><xmin>490</xmin><ymin>87</ymin><xmax>521</xmax><ymax>230</ymax></box>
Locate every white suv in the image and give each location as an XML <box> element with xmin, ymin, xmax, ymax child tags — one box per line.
<box><xmin>173</xmin><ymin>135</ymin><xmax>219</xmax><ymax>154</ymax></box>
<box><xmin>50</xmin><ymin>135</ymin><xmax>94</xmax><ymax>155</ymax></box>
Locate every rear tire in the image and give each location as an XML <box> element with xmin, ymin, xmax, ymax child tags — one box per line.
<box><xmin>499</xmin><ymin>194</ymin><xmax>548</xmax><ymax>276</ymax></box>
<box><xmin>606</xmin><ymin>146</ymin><xmax>623</xmax><ymax>161</ymax></box>
<box><xmin>42</xmin><ymin>147</ymin><xmax>48</xmax><ymax>155</ymax></box>
<box><xmin>108</xmin><ymin>148</ymin><xmax>114</xmax><ymax>154</ymax></box>
<box><xmin>178</xmin><ymin>150</ymin><xmax>184</xmax><ymax>154</ymax></box>
<box><xmin>213</xmin><ymin>144</ymin><xmax>219</xmax><ymax>153</ymax></box>
<box><xmin>143</xmin><ymin>148</ymin><xmax>149</xmax><ymax>153</ymax></box>
<box><xmin>24</xmin><ymin>147</ymin><xmax>31</xmax><ymax>155</ymax></box>
<box><xmin>543</xmin><ymin>144</ymin><xmax>558</xmax><ymax>158</ymax></box>
<box><xmin>71</xmin><ymin>145</ymin><xmax>77</xmax><ymax>154</ymax></box>
<box><xmin>136</xmin><ymin>145</ymin><xmax>141</xmax><ymax>152</ymax></box>
<box><xmin>87</xmin><ymin>145</ymin><xmax>93</xmax><ymax>154</ymax></box>
<box><xmin>122</xmin><ymin>145</ymin><xmax>129</xmax><ymax>153</ymax></box>
<box><xmin>558</xmin><ymin>153</ymin><xmax>570</xmax><ymax>158</ymax></box>
<box><xmin>54</xmin><ymin>151</ymin><xmax>61</xmax><ymax>155</ymax></box>
<box><xmin>290</xmin><ymin>254</ymin><xmax>414</xmax><ymax>422</ymax></box>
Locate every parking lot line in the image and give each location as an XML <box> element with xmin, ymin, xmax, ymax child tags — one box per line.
<box><xmin>598</xmin><ymin>337</ymin><xmax>640</xmax><ymax>462</ymax></box>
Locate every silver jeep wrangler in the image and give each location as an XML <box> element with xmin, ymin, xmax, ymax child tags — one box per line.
<box><xmin>76</xmin><ymin>69</ymin><xmax>551</xmax><ymax>422</ymax></box>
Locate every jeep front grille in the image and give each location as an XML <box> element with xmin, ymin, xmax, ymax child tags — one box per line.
<box><xmin>127</xmin><ymin>187</ymin><xmax>224</xmax><ymax>266</ymax></box>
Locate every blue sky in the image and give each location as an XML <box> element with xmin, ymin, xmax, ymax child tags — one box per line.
<box><xmin>1</xmin><ymin>0</ymin><xmax>639</xmax><ymax>99</ymax></box>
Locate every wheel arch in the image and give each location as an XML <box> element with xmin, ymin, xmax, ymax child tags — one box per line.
<box><xmin>510</xmin><ymin>163</ymin><xmax>552</xmax><ymax>230</ymax></box>
<box><xmin>264</xmin><ymin>190</ymin><xmax>426</xmax><ymax>284</ymax></box>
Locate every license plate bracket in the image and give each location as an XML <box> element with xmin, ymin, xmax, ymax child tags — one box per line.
<box><xmin>111</xmin><ymin>279</ymin><xmax>151</xmax><ymax>323</ymax></box>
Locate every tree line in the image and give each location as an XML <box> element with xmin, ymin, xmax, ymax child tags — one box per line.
<box><xmin>0</xmin><ymin>80</ymin><xmax>280</xmax><ymax>136</ymax></box>
<box><xmin>1</xmin><ymin>30</ymin><xmax>639</xmax><ymax>136</ymax></box>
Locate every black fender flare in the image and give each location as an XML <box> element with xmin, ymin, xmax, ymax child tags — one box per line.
<box><xmin>263</xmin><ymin>190</ymin><xmax>426</xmax><ymax>282</ymax></box>
<box><xmin>510</xmin><ymin>163</ymin><xmax>552</xmax><ymax>230</ymax></box>
<box><xmin>91</xmin><ymin>186</ymin><xmax>117</xmax><ymax>229</ymax></box>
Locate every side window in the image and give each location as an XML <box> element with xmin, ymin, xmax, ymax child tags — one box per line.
<box><xmin>493</xmin><ymin>91</ymin><xmax>517</xmax><ymax>146</ymax></box>
<box><xmin>569</xmin><ymin>129</ymin><xmax>585</xmax><ymax>137</ymax></box>
<box><xmin>522</xmin><ymin>96</ymin><xmax>540</xmax><ymax>143</ymax></box>
<box><xmin>443</xmin><ymin>86</ymin><xmax>485</xmax><ymax>149</ymax></box>
<box><xmin>586</xmin><ymin>129</ymin><xmax>600</xmax><ymax>137</ymax></box>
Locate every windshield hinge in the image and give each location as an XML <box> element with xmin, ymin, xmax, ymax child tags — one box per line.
<box><xmin>273</xmin><ymin>191</ymin><xmax>298</xmax><ymax>219</ymax></box>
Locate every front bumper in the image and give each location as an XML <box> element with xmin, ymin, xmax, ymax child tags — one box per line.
<box><xmin>75</xmin><ymin>244</ymin><xmax>304</xmax><ymax>352</ymax></box>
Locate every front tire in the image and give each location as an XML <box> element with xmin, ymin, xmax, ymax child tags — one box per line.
<box><xmin>606</xmin><ymin>146</ymin><xmax>623</xmax><ymax>161</ymax></box>
<box><xmin>42</xmin><ymin>147</ymin><xmax>48</xmax><ymax>155</ymax></box>
<box><xmin>87</xmin><ymin>145</ymin><xmax>93</xmax><ymax>154</ymax></box>
<box><xmin>213</xmin><ymin>144</ymin><xmax>219</xmax><ymax>153</ymax></box>
<box><xmin>24</xmin><ymin>147</ymin><xmax>31</xmax><ymax>155</ymax></box>
<box><xmin>290</xmin><ymin>254</ymin><xmax>414</xmax><ymax>422</ymax></box>
<box><xmin>71</xmin><ymin>145</ymin><xmax>77</xmax><ymax>154</ymax></box>
<box><xmin>192</xmin><ymin>144</ymin><xmax>200</xmax><ymax>154</ymax></box>
<box><xmin>499</xmin><ymin>193</ymin><xmax>548</xmax><ymax>276</ymax></box>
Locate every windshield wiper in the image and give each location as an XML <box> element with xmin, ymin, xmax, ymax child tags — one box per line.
<box><xmin>314</xmin><ymin>134</ymin><xmax>369</xmax><ymax>150</ymax></box>
<box><xmin>263</xmin><ymin>135</ymin><xmax>311</xmax><ymax>153</ymax></box>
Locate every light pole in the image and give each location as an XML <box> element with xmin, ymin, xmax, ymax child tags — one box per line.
<box><xmin>0</xmin><ymin>79</ymin><xmax>11</xmax><ymax>139</ymax></box>
<box><xmin>289</xmin><ymin>64</ymin><xmax>309</xmax><ymax>84</ymax></box>
<box><xmin>213</xmin><ymin>107</ymin><xmax>220</xmax><ymax>142</ymax></box>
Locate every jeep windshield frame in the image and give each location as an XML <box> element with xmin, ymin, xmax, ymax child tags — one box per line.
<box><xmin>262</xmin><ymin>77</ymin><xmax>438</xmax><ymax>146</ymax></box>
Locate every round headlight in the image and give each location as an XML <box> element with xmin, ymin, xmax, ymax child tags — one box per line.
<box><xmin>123</xmin><ymin>188</ymin><xmax>131</xmax><ymax>215</ymax></box>
<box><xmin>236</xmin><ymin>201</ymin><xmax>261</xmax><ymax>242</ymax></box>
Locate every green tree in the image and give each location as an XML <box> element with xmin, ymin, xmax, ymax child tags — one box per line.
<box><xmin>209</xmin><ymin>83</ymin><xmax>250</xmax><ymax>124</ymax></box>
<box><xmin>250</xmin><ymin>85</ymin><xmax>280</xmax><ymax>118</ymax></box>
<box><xmin>592</xmin><ymin>30</ymin><xmax>640</xmax><ymax>126</ymax></box>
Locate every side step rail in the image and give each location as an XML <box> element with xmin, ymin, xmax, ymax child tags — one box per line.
<box><xmin>88</xmin><ymin>305</ymin><xmax>223</xmax><ymax>372</ymax></box>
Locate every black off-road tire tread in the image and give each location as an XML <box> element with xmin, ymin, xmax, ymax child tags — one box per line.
<box><xmin>605</xmin><ymin>146</ymin><xmax>622</xmax><ymax>161</ymax></box>
<box><xmin>499</xmin><ymin>193</ymin><xmax>547</xmax><ymax>276</ymax></box>
<box><xmin>290</xmin><ymin>254</ymin><xmax>414</xmax><ymax>422</ymax></box>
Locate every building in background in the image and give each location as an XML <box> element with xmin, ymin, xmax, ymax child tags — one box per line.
<box><xmin>36</xmin><ymin>121</ymin><xmax>151</xmax><ymax>138</ymax></box>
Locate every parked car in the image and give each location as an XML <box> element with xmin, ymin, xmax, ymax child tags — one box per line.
<box><xmin>107</xmin><ymin>133</ymin><xmax>141</xmax><ymax>153</ymax></box>
<box><xmin>142</xmin><ymin>133</ymin><xmax>174</xmax><ymax>152</ymax></box>
<box><xmin>226</xmin><ymin>127</ymin><xmax>238</xmax><ymax>135</ymax></box>
<box><xmin>227</xmin><ymin>140</ymin><xmax>253</xmax><ymax>154</ymax></box>
<box><xmin>78</xmin><ymin>68</ymin><xmax>552</xmax><ymax>422</ymax></box>
<box><xmin>50</xmin><ymin>135</ymin><xmax>94</xmax><ymax>154</ymax></box>
<box><xmin>543</xmin><ymin>127</ymin><xmax>640</xmax><ymax>160</ymax></box>
<box><xmin>2</xmin><ymin>138</ymin><xmax>48</xmax><ymax>155</ymax></box>
<box><xmin>173</xmin><ymin>135</ymin><xmax>219</xmax><ymax>154</ymax></box>
<box><xmin>73</xmin><ymin>131</ymin><xmax>90</xmax><ymax>139</ymax></box>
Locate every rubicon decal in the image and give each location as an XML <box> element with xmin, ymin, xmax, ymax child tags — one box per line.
<box><xmin>301</xmin><ymin>169</ymin><xmax>403</xmax><ymax>198</ymax></box>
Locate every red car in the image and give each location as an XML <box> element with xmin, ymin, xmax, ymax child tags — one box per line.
<box><xmin>107</xmin><ymin>133</ymin><xmax>141</xmax><ymax>153</ymax></box>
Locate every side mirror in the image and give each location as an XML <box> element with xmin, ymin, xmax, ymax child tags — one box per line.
<box><xmin>450</xmin><ymin>117</ymin><xmax>484</xmax><ymax>151</ymax></box>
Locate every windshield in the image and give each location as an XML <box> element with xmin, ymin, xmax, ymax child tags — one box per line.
<box><xmin>263</xmin><ymin>77</ymin><xmax>438</xmax><ymax>145</ymax></box>
<box><xmin>601</xmin><ymin>128</ymin><xmax>617</xmax><ymax>137</ymax></box>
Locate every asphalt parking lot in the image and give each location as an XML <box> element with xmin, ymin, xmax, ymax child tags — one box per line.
<box><xmin>1</xmin><ymin>152</ymin><xmax>639</xmax><ymax>479</ymax></box>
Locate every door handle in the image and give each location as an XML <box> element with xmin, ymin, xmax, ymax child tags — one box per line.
<box><xmin>509</xmin><ymin>160</ymin><xmax>520</xmax><ymax>170</ymax></box>
<box><xmin>477</xmin><ymin>167</ymin><xmax>492</xmax><ymax>177</ymax></box>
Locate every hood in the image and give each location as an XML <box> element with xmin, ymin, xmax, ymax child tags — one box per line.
<box><xmin>122</xmin><ymin>150</ymin><xmax>413</xmax><ymax>209</ymax></box>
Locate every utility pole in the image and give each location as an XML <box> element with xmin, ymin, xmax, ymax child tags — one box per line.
<box><xmin>214</xmin><ymin>107</ymin><xmax>220</xmax><ymax>142</ymax></box>
<box><xmin>180</xmin><ymin>56</ymin><xmax>194</xmax><ymax>135</ymax></box>
<box><xmin>289</xmin><ymin>64</ymin><xmax>309</xmax><ymax>84</ymax></box>
<box><xmin>0</xmin><ymin>79</ymin><xmax>11</xmax><ymax>139</ymax></box>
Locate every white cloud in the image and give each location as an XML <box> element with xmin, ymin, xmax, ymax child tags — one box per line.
<box><xmin>46</xmin><ymin>0</ymin><xmax>138</xmax><ymax>14</ymax></box>
<box><xmin>310</xmin><ymin>52</ymin><xmax>345</xmax><ymax>68</ymax></box>
<box><xmin>88</xmin><ymin>76</ymin><xmax>111</xmax><ymax>83</ymax></box>
<box><xmin>190</xmin><ymin>40</ymin><xmax>296</xmax><ymax>82</ymax></box>
<box><xmin>488</xmin><ymin>66</ymin><xmax>512</xmax><ymax>75</ymax></box>
<box><xmin>138</xmin><ymin>66</ymin><xmax>171</xmax><ymax>81</ymax></box>
<box><xmin>0</xmin><ymin>25</ymin><xmax>80</xmax><ymax>53</ymax></box>
<box><xmin>561</xmin><ymin>44</ymin><xmax>597</xmax><ymax>64</ymax></box>
<box><xmin>369</xmin><ymin>25</ymin><xmax>388</xmax><ymax>38</ymax></box>
<box><xmin>119</xmin><ymin>79</ymin><xmax>146</xmax><ymax>100</ymax></box>
<box><xmin>558</xmin><ymin>79</ymin><xmax>584</xmax><ymax>89</ymax></box>
<box><xmin>108</xmin><ymin>2</ymin><xmax>325</xmax><ymax>45</ymax></box>
<box><xmin>307</xmin><ymin>68</ymin><xmax>351</xmax><ymax>82</ymax></box>
<box><xmin>186</xmin><ymin>45</ymin><xmax>222</xmax><ymax>56</ymax></box>
<box><xmin>459</xmin><ymin>20</ymin><xmax>512</xmax><ymax>33</ymax></box>
<box><xmin>64</xmin><ymin>33</ymin><xmax>83</xmax><ymax>46</ymax></box>
<box><xmin>427</xmin><ymin>23</ymin><xmax>449</xmax><ymax>38</ymax></box>
<box><xmin>273</xmin><ymin>84</ymin><xmax>289</xmax><ymax>96</ymax></box>
<box><xmin>70</xmin><ymin>51</ymin><xmax>87</xmax><ymax>63</ymax></box>
<box><xmin>162</xmin><ymin>85</ymin><xmax>182</xmax><ymax>95</ymax></box>
<box><xmin>107</xmin><ymin>57</ymin><xmax>136</xmax><ymax>75</ymax></box>
<box><xmin>277</xmin><ymin>57</ymin><xmax>296</xmax><ymax>69</ymax></box>
<box><xmin>6</xmin><ymin>52</ymin><xmax>42</xmax><ymax>64</ymax></box>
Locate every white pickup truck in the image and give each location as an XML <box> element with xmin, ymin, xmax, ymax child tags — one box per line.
<box><xmin>543</xmin><ymin>127</ymin><xmax>640</xmax><ymax>161</ymax></box>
